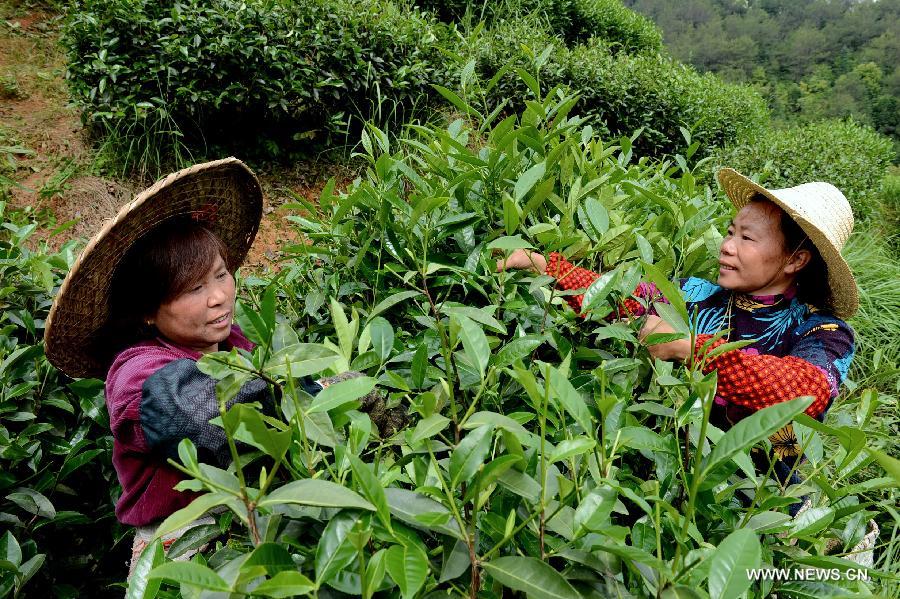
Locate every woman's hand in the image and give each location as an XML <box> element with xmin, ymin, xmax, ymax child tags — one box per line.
<box><xmin>640</xmin><ymin>315</ymin><xmax>691</xmax><ymax>362</ymax></box>
<box><xmin>496</xmin><ymin>249</ymin><xmax>547</xmax><ymax>274</ymax></box>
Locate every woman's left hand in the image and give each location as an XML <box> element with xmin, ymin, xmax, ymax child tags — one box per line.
<box><xmin>640</xmin><ymin>315</ymin><xmax>691</xmax><ymax>362</ymax></box>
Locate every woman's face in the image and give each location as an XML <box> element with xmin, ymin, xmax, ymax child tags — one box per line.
<box><xmin>717</xmin><ymin>201</ymin><xmax>809</xmax><ymax>296</ymax></box>
<box><xmin>152</xmin><ymin>253</ymin><xmax>235</xmax><ymax>354</ymax></box>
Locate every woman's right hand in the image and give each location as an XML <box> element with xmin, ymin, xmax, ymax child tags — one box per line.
<box><xmin>496</xmin><ymin>249</ymin><xmax>547</xmax><ymax>274</ymax></box>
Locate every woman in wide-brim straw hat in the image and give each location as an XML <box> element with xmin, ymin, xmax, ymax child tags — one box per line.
<box><xmin>497</xmin><ymin>168</ymin><xmax>857</xmax><ymax>513</ymax></box>
<box><xmin>45</xmin><ymin>158</ymin><xmax>395</xmax><ymax>575</ymax></box>
<box><xmin>44</xmin><ymin>158</ymin><xmax>279</xmax><ymax>572</ymax></box>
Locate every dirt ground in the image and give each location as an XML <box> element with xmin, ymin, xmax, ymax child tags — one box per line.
<box><xmin>0</xmin><ymin>5</ymin><xmax>353</xmax><ymax>271</ymax></box>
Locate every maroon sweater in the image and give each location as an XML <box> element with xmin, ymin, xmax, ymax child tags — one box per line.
<box><xmin>105</xmin><ymin>326</ymin><xmax>259</xmax><ymax>526</ymax></box>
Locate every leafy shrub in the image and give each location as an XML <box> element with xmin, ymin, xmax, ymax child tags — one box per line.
<box><xmin>464</xmin><ymin>22</ymin><xmax>768</xmax><ymax>157</ymax></box>
<box><xmin>0</xmin><ymin>202</ymin><xmax>126</xmax><ymax>597</ymax></box>
<box><xmin>120</xmin><ymin>86</ymin><xmax>897</xmax><ymax>597</ymax></box>
<box><xmin>709</xmin><ymin>119</ymin><xmax>896</xmax><ymax>218</ymax></box>
<box><xmin>62</xmin><ymin>0</ymin><xmax>448</xmax><ymax>171</ymax></box>
<box><xmin>416</xmin><ymin>0</ymin><xmax>662</xmax><ymax>52</ymax></box>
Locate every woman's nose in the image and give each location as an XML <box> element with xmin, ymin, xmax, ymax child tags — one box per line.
<box><xmin>208</xmin><ymin>282</ymin><xmax>227</xmax><ymax>305</ymax></box>
<box><xmin>720</xmin><ymin>237</ymin><xmax>736</xmax><ymax>255</ymax></box>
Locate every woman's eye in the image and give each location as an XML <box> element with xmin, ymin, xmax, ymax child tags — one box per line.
<box><xmin>216</xmin><ymin>271</ymin><xmax>228</xmax><ymax>279</ymax></box>
<box><xmin>742</xmin><ymin>235</ymin><xmax>753</xmax><ymax>241</ymax></box>
<box><xmin>191</xmin><ymin>284</ymin><xmax>203</xmax><ymax>292</ymax></box>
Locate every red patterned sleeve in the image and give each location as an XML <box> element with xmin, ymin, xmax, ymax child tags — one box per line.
<box><xmin>546</xmin><ymin>253</ymin><xmax>661</xmax><ymax>317</ymax></box>
<box><xmin>693</xmin><ymin>334</ymin><xmax>831</xmax><ymax>419</ymax></box>
<box><xmin>545</xmin><ymin>252</ymin><xmax>600</xmax><ymax>313</ymax></box>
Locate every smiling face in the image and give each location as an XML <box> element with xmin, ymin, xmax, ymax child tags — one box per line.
<box><xmin>151</xmin><ymin>253</ymin><xmax>235</xmax><ymax>354</ymax></box>
<box><xmin>717</xmin><ymin>200</ymin><xmax>811</xmax><ymax>296</ymax></box>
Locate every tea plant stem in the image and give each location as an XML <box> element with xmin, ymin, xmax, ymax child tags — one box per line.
<box><xmin>677</xmin><ymin>371</ymin><xmax>714</xmax><ymax>567</ymax></box>
<box><xmin>458</xmin><ymin>377</ymin><xmax>490</xmax><ymax>428</ymax></box>
<box><xmin>218</xmin><ymin>396</ymin><xmax>260</xmax><ymax>545</ymax></box>
<box><xmin>285</xmin><ymin>364</ymin><xmax>316</xmax><ymax>477</ymax></box>
<box><xmin>539</xmin><ymin>366</ymin><xmax>551</xmax><ymax>559</ymax></box>
<box><xmin>421</xmin><ymin>273</ymin><xmax>462</xmax><ymax>442</ymax></box>
<box><xmin>482</xmin><ymin>501</ymin><xmax>568</xmax><ymax>562</ymax></box>
<box><xmin>426</xmin><ymin>445</ymin><xmax>479</xmax><ymax>595</ymax></box>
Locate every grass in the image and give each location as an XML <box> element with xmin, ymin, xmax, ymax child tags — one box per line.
<box><xmin>845</xmin><ymin>223</ymin><xmax>900</xmax><ymax>396</ymax></box>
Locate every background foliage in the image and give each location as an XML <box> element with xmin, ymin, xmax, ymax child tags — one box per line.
<box><xmin>624</xmin><ymin>0</ymin><xmax>900</xmax><ymax>152</ymax></box>
<box><xmin>61</xmin><ymin>0</ymin><xmax>766</xmax><ymax>169</ymax></box>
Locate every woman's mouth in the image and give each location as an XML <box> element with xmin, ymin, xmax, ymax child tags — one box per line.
<box><xmin>209</xmin><ymin>312</ymin><xmax>231</xmax><ymax>325</ymax></box>
<box><xmin>719</xmin><ymin>262</ymin><xmax>737</xmax><ymax>272</ymax></box>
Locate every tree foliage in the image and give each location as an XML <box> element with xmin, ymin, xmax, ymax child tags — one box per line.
<box><xmin>624</xmin><ymin>0</ymin><xmax>900</xmax><ymax>150</ymax></box>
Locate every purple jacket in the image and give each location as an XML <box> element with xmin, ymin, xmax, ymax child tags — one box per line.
<box><xmin>105</xmin><ymin>325</ymin><xmax>262</xmax><ymax>526</ymax></box>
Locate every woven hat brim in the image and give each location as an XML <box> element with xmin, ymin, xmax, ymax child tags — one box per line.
<box><xmin>44</xmin><ymin>158</ymin><xmax>263</xmax><ymax>379</ymax></box>
<box><xmin>716</xmin><ymin>168</ymin><xmax>858</xmax><ymax>319</ymax></box>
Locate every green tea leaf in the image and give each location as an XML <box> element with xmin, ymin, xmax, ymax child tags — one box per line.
<box><xmin>251</xmin><ymin>571</ymin><xmax>315</xmax><ymax>598</ymax></box>
<box><xmin>0</xmin><ymin>533</ymin><xmax>21</xmax><ymax>568</ymax></box>
<box><xmin>547</xmin><ymin>366</ymin><xmax>594</xmax><ymax>435</ymax></box>
<box><xmin>153</xmin><ymin>493</ymin><xmax>232</xmax><ymax>540</ymax></box>
<box><xmin>449</xmin><ymin>424</ymin><xmax>494</xmax><ymax>488</ymax></box>
<box><xmin>582</xmin><ymin>268</ymin><xmax>619</xmax><ymax>312</ymax></box>
<box><xmin>482</xmin><ymin>556</ymin><xmax>580</xmax><ymax>599</ymax></box>
<box><xmin>367</xmin><ymin>317</ymin><xmax>394</xmax><ymax>361</ymax></box>
<box><xmin>221</xmin><ymin>403</ymin><xmax>291</xmax><ymax>460</ymax></box>
<box><xmin>454</xmin><ymin>315</ymin><xmax>489</xmax><ymax>379</ymax></box>
<box><xmin>308</xmin><ymin>376</ymin><xmax>377</xmax><ymax>414</ymax></box>
<box><xmin>494</xmin><ymin>335</ymin><xmax>544</xmax><ymax>368</ymax></box>
<box><xmin>708</xmin><ymin>529</ymin><xmax>761</xmax><ymax>599</ymax></box>
<box><xmin>148</xmin><ymin>562</ymin><xmax>230</xmax><ymax>591</ymax></box>
<box><xmin>868</xmin><ymin>448</ymin><xmax>900</xmax><ymax>486</ymax></box>
<box><xmin>258</xmin><ymin>480</ymin><xmax>374</xmax><ymax>511</ymax></box>
<box><xmin>642</xmin><ymin>261</ymin><xmax>688</xmax><ymax>325</ymax></box>
<box><xmin>789</xmin><ymin>506</ymin><xmax>835</xmax><ymax>538</ymax></box>
<box><xmin>410</xmin><ymin>414</ymin><xmax>451</xmax><ymax>444</ymax></box>
<box><xmin>315</xmin><ymin>511</ymin><xmax>365</xmax><ymax>586</ymax></box>
<box><xmin>703</xmin><ymin>397</ymin><xmax>813</xmax><ymax>477</ymax></box>
<box><xmin>574</xmin><ymin>487</ymin><xmax>617</xmax><ymax>534</ymax></box>
<box><xmin>385</xmin><ymin>543</ymin><xmax>428</xmax><ymax>599</ymax></box>
<box><xmin>369</xmin><ymin>291</ymin><xmax>422</xmax><ymax>320</ymax></box>
<box><xmin>549</xmin><ymin>437</ymin><xmax>596</xmax><ymax>463</ymax></box>
<box><xmin>384</xmin><ymin>488</ymin><xmax>463</xmax><ymax>539</ymax></box>
<box><xmin>514</xmin><ymin>161</ymin><xmax>547</xmax><ymax>202</ymax></box>
<box><xmin>487</xmin><ymin>235</ymin><xmax>533</xmax><ymax>251</ymax></box>
<box><xmin>584</xmin><ymin>197</ymin><xmax>609</xmax><ymax>237</ymax></box>
<box><xmin>349</xmin><ymin>454</ymin><xmax>392</xmax><ymax>532</ymax></box>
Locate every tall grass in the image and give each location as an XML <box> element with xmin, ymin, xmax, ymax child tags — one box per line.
<box><xmin>845</xmin><ymin>225</ymin><xmax>900</xmax><ymax>395</ymax></box>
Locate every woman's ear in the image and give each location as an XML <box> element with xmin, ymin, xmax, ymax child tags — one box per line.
<box><xmin>784</xmin><ymin>248</ymin><xmax>812</xmax><ymax>275</ymax></box>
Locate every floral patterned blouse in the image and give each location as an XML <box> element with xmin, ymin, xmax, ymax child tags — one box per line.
<box><xmin>546</xmin><ymin>253</ymin><xmax>856</xmax><ymax>483</ymax></box>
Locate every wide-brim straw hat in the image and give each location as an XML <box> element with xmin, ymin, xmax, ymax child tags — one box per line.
<box><xmin>44</xmin><ymin>157</ymin><xmax>263</xmax><ymax>379</ymax></box>
<box><xmin>717</xmin><ymin>168</ymin><xmax>858</xmax><ymax>319</ymax></box>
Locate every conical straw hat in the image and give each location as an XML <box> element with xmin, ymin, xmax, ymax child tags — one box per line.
<box><xmin>717</xmin><ymin>168</ymin><xmax>858</xmax><ymax>319</ymax></box>
<box><xmin>44</xmin><ymin>157</ymin><xmax>262</xmax><ymax>379</ymax></box>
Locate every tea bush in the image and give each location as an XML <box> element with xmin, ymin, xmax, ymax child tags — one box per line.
<box><xmin>0</xmin><ymin>202</ymin><xmax>126</xmax><ymax>597</ymax></box>
<box><xmin>62</xmin><ymin>0</ymin><xmax>449</xmax><ymax>168</ymax></box>
<box><xmin>62</xmin><ymin>0</ymin><xmax>762</xmax><ymax>172</ymax></box>
<box><xmin>121</xmin><ymin>89</ymin><xmax>898</xmax><ymax>597</ymax></box>
<box><xmin>464</xmin><ymin>22</ymin><xmax>768</xmax><ymax>157</ymax></box>
<box><xmin>709</xmin><ymin>119</ymin><xmax>896</xmax><ymax>218</ymax></box>
<box><xmin>415</xmin><ymin>0</ymin><xmax>663</xmax><ymax>52</ymax></box>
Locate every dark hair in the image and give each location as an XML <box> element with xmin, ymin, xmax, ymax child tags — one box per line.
<box><xmin>103</xmin><ymin>219</ymin><xmax>229</xmax><ymax>355</ymax></box>
<box><xmin>751</xmin><ymin>194</ymin><xmax>830</xmax><ymax>306</ymax></box>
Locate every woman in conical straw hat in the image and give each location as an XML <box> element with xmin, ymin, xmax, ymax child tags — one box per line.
<box><xmin>498</xmin><ymin>168</ymin><xmax>857</xmax><ymax>515</ymax></box>
<box><xmin>45</xmin><ymin>158</ymin><xmax>395</xmax><ymax>575</ymax></box>
<box><xmin>44</xmin><ymin>158</ymin><xmax>275</xmax><ymax>570</ymax></box>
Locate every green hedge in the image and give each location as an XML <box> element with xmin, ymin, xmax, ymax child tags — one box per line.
<box><xmin>63</xmin><ymin>0</ymin><xmax>763</xmax><ymax>166</ymax></box>
<box><xmin>709</xmin><ymin>119</ymin><xmax>896</xmax><ymax>218</ymax></box>
<box><xmin>62</xmin><ymin>0</ymin><xmax>448</xmax><ymax>156</ymax></box>
<box><xmin>415</xmin><ymin>0</ymin><xmax>662</xmax><ymax>52</ymax></box>
<box><xmin>466</xmin><ymin>22</ymin><xmax>768</xmax><ymax>157</ymax></box>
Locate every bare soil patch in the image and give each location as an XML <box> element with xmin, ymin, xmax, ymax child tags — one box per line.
<box><xmin>2</xmin><ymin>5</ymin><xmax>359</xmax><ymax>272</ymax></box>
